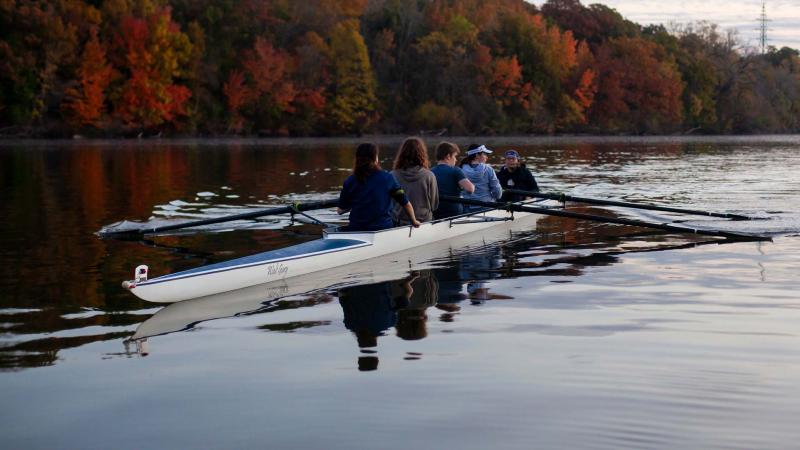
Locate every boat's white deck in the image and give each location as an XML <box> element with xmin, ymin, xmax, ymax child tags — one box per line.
<box><xmin>137</xmin><ymin>238</ymin><xmax>370</xmax><ymax>285</ymax></box>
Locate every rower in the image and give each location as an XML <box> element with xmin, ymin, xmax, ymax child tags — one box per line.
<box><xmin>458</xmin><ymin>144</ymin><xmax>502</xmax><ymax>211</ymax></box>
<box><xmin>431</xmin><ymin>142</ymin><xmax>474</xmax><ymax>219</ymax></box>
<box><xmin>497</xmin><ymin>149</ymin><xmax>539</xmax><ymax>202</ymax></box>
<box><xmin>337</xmin><ymin>143</ymin><xmax>421</xmax><ymax>231</ymax></box>
<box><xmin>390</xmin><ymin>137</ymin><xmax>438</xmax><ymax>226</ymax></box>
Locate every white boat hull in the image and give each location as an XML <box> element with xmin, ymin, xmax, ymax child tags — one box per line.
<box><xmin>124</xmin><ymin>200</ymin><xmax>553</xmax><ymax>303</ymax></box>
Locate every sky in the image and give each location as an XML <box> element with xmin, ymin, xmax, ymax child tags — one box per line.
<box><xmin>531</xmin><ymin>1</ymin><xmax>800</xmax><ymax>50</ymax></box>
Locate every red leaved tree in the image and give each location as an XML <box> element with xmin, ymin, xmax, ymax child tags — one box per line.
<box><xmin>235</xmin><ymin>37</ymin><xmax>298</xmax><ymax>134</ymax></box>
<box><xmin>222</xmin><ymin>70</ymin><xmax>251</xmax><ymax>133</ymax></box>
<box><xmin>591</xmin><ymin>36</ymin><xmax>684</xmax><ymax>132</ymax></box>
<box><xmin>111</xmin><ymin>8</ymin><xmax>193</xmax><ymax>131</ymax></box>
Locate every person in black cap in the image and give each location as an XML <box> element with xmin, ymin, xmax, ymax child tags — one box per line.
<box><xmin>497</xmin><ymin>149</ymin><xmax>539</xmax><ymax>202</ymax></box>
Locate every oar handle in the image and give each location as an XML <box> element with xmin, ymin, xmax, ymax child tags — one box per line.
<box><xmin>101</xmin><ymin>198</ymin><xmax>339</xmax><ymax>238</ymax></box>
<box><xmin>505</xmin><ymin>189</ymin><xmax>755</xmax><ymax>221</ymax></box>
<box><xmin>441</xmin><ymin>196</ymin><xmax>771</xmax><ymax>242</ymax></box>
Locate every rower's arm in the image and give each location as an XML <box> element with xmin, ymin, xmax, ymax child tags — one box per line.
<box><xmin>527</xmin><ymin>170</ymin><xmax>540</xmax><ymax>192</ymax></box>
<box><xmin>458</xmin><ymin>178</ymin><xmax>475</xmax><ymax>193</ymax></box>
<box><xmin>338</xmin><ymin>178</ymin><xmax>353</xmax><ymax>214</ymax></box>
<box><xmin>402</xmin><ymin>202</ymin><xmax>421</xmax><ymax>228</ymax></box>
<box><xmin>488</xmin><ymin>169</ymin><xmax>503</xmax><ymax>200</ymax></box>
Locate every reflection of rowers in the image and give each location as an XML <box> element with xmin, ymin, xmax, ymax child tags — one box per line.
<box><xmin>395</xmin><ymin>271</ymin><xmax>436</xmax><ymax>341</ymax></box>
<box><xmin>435</xmin><ymin>280</ymin><xmax>514</xmax><ymax>311</ymax></box>
<box><xmin>466</xmin><ymin>282</ymin><xmax>513</xmax><ymax>305</ymax></box>
<box><xmin>339</xmin><ymin>282</ymin><xmax>401</xmax><ymax>350</ymax></box>
<box><xmin>338</xmin><ymin>274</ymin><xmax>412</xmax><ymax>371</ymax></box>
<box><xmin>338</xmin><ymin>271</ymin><xmax>437</xmax><ymax>370</ymax></box>
<box><xmin>435</xmin><ymin>246</ymin><xmax>514</xmax><ymax>312</ymax></box>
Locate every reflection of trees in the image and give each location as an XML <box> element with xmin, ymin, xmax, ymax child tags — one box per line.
<box><xmin>0</xmin><ymin>142</ymin><xmax>364</xmax><ymax>371</ymax></box>
<box><xmin>0</xmin><ymin>308</ymin><xmax>146</xmax><ymax>371</ymax></box>
<box><xmin>0</xmin><ymin>331</ymin><xmax>133</xmax><ymax>371</ymax></box>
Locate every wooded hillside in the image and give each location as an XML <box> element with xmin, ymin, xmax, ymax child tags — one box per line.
<box><xmin>1</xmin><ymin>0</ymin><xmax>798</xmax><ymax>136</ymax></box>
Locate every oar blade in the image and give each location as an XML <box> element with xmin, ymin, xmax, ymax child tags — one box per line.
<box><xmin>504</xmin><ymin>189</ymin><xmax>759</xmax><ymax>221</ymax></box>
<box><xmin>98</xmin><ymin>198</ymin><xmax>339</xmax><ymax>239</ymax></box>
<box><xmin>440</xmin><ymin>195</ymin><xmax>771</xmax><ymax>242</ymax></box>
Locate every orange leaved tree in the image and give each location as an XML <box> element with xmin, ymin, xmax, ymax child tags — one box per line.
<box><xmin>61</xmin><ymin>28</ymin><xmax>114</xmax><ymax>129</ymax></box>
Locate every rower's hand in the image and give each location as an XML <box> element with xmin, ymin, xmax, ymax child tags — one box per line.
<box><xmin>337</xmin><ymin>207</ymin><xmax>350</xmax><ymax>215</ymax></box>
<box><xmin>410</xmin><ymin>218</ymin><xmax>421</xmax><ymax>228</ymax></box>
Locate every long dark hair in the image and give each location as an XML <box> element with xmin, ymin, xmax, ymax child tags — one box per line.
<box><xmin>393</xmin><ymin>137</ymin><xmax>429</xmax><ymax>170</ymax></box>
<box><xmin>353</xmin><ymin>143</ymin><xmax>380</xmax><ymax>183</ymax></box>
<box><xmin>459</xmin><ymin>143</ymin><xmax>481</xmax><ymax>167</ymax></box>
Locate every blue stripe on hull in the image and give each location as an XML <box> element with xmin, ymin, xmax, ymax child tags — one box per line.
<box><xmin>141</xmin><ymin>238</ymin><xmax>369</xmax><ymax>284</ymax></box>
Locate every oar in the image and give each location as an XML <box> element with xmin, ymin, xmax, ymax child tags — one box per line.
<box><xmin>100</xmin><ymin>199</ymin><xmax>339</xmax><ymax>238</ymax></box>
<box><xmin>504</xmin><ymin>189</ymin><xmax>755</xmax><ymax>220</ymax></box>
<box><xmin>441</xmin><ymin>196</ymin><xmax>771</xmax><ymax>242</ymax></box>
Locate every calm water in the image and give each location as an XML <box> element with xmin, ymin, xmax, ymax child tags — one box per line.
<box><xmin>1</xmin><ymin>136</ymin><xmax>799</xmax><ymax>449</ymax></box>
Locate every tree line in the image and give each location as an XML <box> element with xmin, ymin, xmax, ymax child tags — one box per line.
<box><xmin>1</xmin><ymin>0</ymin><xmax>798</xmax><ymax>137</ymax></box>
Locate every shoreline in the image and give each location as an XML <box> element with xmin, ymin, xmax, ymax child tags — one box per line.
<box><xmin>1</xmin><ymin>134</ymin><xmax>799</xmax><ymax>148</ymax></box>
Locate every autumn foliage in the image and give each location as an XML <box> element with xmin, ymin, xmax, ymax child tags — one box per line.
<box><xmin>1</xmin><ymin>0</ymin><xmax>798</xmax><ymax>135</ymax></box>
<box><xmin>592</xmin><ymin>36</ymin><xmax>684</xmax><ymax>132</ymax></box>
<box><xmin>62</xmin><ymin>28</ymin><xmax>113</xmax><ymax>128</ymax></box>
<box><xmin>112</xmin><ymin>8</ymin><xmax>193</xmax><ymax>130</ymax></box>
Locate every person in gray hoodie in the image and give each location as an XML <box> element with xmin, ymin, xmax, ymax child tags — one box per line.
<box><xmin>391</xmin><ymin>137</ymin><xmax>439</xmax><ymax>225</ymax></box>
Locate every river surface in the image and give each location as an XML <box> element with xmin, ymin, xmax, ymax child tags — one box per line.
<box><xmin>1</xmin><ymin>136</ymin><xmax>799</xmax><ymax>449</ymax></box>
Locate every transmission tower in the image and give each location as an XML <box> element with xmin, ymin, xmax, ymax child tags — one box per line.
<box><xmin>757</xmin><ymin>0</ymin><xmax>771</xmax><ymax>54</ymax></box>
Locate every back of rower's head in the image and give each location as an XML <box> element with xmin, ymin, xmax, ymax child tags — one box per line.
<box><xmin>435</xmin><ymin>142</ymin><xmax>459</xmax><ymax>162</ymax></box>
<box><xmin>459</xmin><ymin>143</ymin><xmax>481</xmax><ymax>167</ymax></box>
<box><xmin>354</xmin><ymin>142</ymin><xmax>380</xmax><ymax>183</ymax></box>
<box><xmin>393</xmin><ymin>137</ymin><xmax>430</xmax><ymax>170</ymax></box>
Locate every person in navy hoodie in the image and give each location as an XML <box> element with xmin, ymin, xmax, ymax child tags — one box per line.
<box><xmin>338</xmin><ymin>143</ymin><xmax>421</xmax><ymax>231</ymax></box>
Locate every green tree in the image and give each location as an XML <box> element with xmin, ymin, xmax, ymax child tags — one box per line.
<box><xmin>0</xmin><ymin>1</ymin><xmax>81</xmax><ymax>127</ymax></box>
<box><xmin>327</xmin><ymin>19</ymin><xmax>378</xmax><ymax>133</ymax></box>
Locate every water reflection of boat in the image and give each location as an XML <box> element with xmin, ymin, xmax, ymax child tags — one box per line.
<box><xmin>123</xmin><ymin>200</ymin><xmax>557</xmax><ymax>303</ymax></box>
<box><xmin>130</xmin><ymin>214</ymin><xmax>544</xmax><ymax>341</ymax></box>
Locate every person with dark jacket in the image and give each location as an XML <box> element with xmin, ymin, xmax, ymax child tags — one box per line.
<box><xmin>497</xmin><ymin>149</ymin><xmax>539</xmax><ymax>202</ymax></box>
<box><xmin>431</xmin><ymin>142</ymin><xmax>474</xmax><ymax>219</ymax></box>
<box><xmin>338</xmin><ymin>143</ymin><xmax>421</xmax><ymax>231</ymax></box>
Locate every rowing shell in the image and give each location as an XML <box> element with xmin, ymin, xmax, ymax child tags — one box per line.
<box><xmin>130</xmin><ymin>214</ymin><xmax>548</xmax><ymax>340</ymax></box>
<box><xmin>123</xmin><ymin>199</ymin><xmax>555</xmax><ymax>303</ymax></box>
